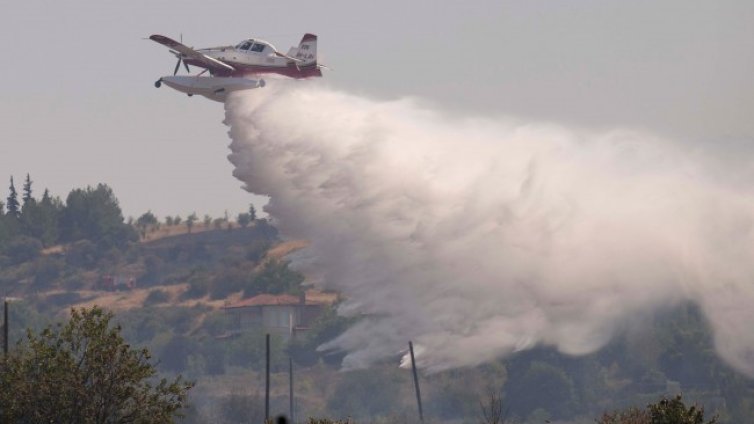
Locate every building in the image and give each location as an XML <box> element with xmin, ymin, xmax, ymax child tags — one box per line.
<box><xmin>223</xmin><ymin>291</ymin><xmax>336</xmax><ymax>339</ymax></box>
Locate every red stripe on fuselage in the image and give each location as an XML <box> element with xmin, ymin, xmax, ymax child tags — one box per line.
<box><xmin>183</xmin><ymin>59</ymin><xmax>321</xmax><ymax>78</ymax></box>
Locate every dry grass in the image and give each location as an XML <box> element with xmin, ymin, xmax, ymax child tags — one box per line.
<box><xmin>265</xmin><ymin>240</ymin><xmax>309</xmax><ymax>260</ymax></box>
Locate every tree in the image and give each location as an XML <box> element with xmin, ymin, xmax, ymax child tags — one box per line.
<box><xmin>0</xmin><ymin>306</ymin><xmax>193</xmax><ymax>423</ymax></box>
<box><xmin>174</xmin><ymin>215</ymin><xmax>182</xmax><ymax>225</ymax></box>
<box><xmin>59</xmin><ymin>184</ymin><xmax>137</xmax><ymax>248</ymax></box>
<box><xmin>597</xmin><ymin>395</ymin><xmax>717</xmax><ymax>424</ymax></box>
<box><xmin>165</xmin><ymin>216</ymin><xmax>174</xmax><ymax>226</ymax></box>
<box><xmin>203</xmin><ymin>214</ymin><xmax>211</xmax><ymax>228</ymax></box>
<box><xmin>648</xmin><ymin>395</ymin><xmax>717</xmax><ymax>424</ymax></box>
<box><xmin>237</xmin><ymin>212</ymin><xmax>251</xmax><ymax>228</ymax></box>
<box><xmin>249</xmin><ymin>204</ymin><xmax>257</xmax><ymax>221</ymax></box>
<box><xmin>22</xmin><ymin>173</ymin><xmax>33</xmax><ymax>206</ymax></box>
<box><xmin>136</xmin><ymin>210</ymin><xmax>159</xmax><ymax>239</ymax></box>
<box><xmin>6</xmin><ymin>176</ymin><xmax>19</xmax><ymax>218</ymax></box>
<box><xmin>186</xmin><ymin>212</ymin><xmax>197</xmax><ymax>233</ymax></box>
<box><xmin>21</xmin><ymin>188</ymin><xmax>62</xmax><ymax>246</ymax></box>
<box><xmin>479</xmin><ymin>391</ymin><xmax>509</xmax><ymax>424</ymax></box>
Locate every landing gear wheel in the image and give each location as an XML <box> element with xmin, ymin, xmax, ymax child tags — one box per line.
<box><xmin>187</xmin><ymin>93</ymin><xmax>193</xmax><ymax>97</ymax></box>
<box><xmin>259</xmin><ymin>79</ymin><xmax>266</xmax><ymax>88</ymax></box>
<box><xmin>154</xmin><ymin>80</ymin><xmax>162</xmax><ymax>88</ymax></box>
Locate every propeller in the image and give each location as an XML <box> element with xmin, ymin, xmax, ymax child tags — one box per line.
<box><xmin>171</xmin><ymin>33</ymin><xmax>191</xmax><ymax>75</ymax></box>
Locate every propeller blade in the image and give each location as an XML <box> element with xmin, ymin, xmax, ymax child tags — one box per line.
<box><xmin>173</xmin><ymin>58</ymin><xmax>182</xmax><ymax>76</ymax></box>
<box><xmin>183</xmin><ymin>61</ymin><xmax>190</xmax><ymax>73</ymax></box>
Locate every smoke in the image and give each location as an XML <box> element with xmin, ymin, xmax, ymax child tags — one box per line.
<box><xmin>224</xmin><ymin>81</ymin><xmax>754</xmax><ymax>375</ymax></box>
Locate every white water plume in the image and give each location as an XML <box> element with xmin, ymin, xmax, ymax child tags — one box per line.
<box><xmin>224</xmin><ymin>82</ymin><xmax>754</xmax><ymax>375</ymax></box>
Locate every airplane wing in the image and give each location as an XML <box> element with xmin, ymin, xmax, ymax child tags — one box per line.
<box><xmin>149</xmin><ymin>34</ymin><xmax>235</xmax><ymax>73</ymax></box>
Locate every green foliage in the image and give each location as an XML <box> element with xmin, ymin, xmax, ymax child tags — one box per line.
<box><xmin>0</xmin><ymin>306</ymin><xmax>193</xmax><ymax>423</ymax></box>
<box><xmin>245</xmin><ymin>259</ymin><xmax>304</xmax><ymax>297</ymax></box>
<box><xmin>186</xmin><ymin>213</ymin><xmax>197</xmax><ymax>233</ymax></box>
<box><xmin>4</xmin><ymin>235</ymin><xmax>42</xmax><ymax>264</ymax></box>
<box><xmin>20</xmin><ymin>191</ymin><xmax>62</xmax><ymax>245</ymax></box>
<box><xmin>59</xmin><ymin>183</ymin><xmax>137</xmax><ymax>249</ymax></box>
<box><xmin>597</xmin><ymin>407</ymin><xmax>650</xmax><ymax>424</ymax></box>
<box><xmin>648</xmin><ymin>395</ymin><xmax>717</xmax><ymax>424</ymax></box>
<box><xmin>237</xmin><ymin>212</ymin><xmax>251</xmax><ymax>228</ymax></box>
<box><xmin>137</xmin><ymin>211</ymin><xmax>159</xmax><ymax>238</ymax></box>
<box><xmin>6</xmin><ymin>176</ymin><xmax>20</xmax><ymax>218</ymax></box>
<box><xmin>182</xmin><ymin>272</ymin><xmax>210</xmax><ymax>299</ymax></box>
<box><xmin>22</xmin><ymin>173</ymin><xmax>32</xmax><ymax>205</ymax></box>
<box><xmin>598</xmin><ymin>395</ymin><xmax>717</xmax><ymax>424</ymax></box>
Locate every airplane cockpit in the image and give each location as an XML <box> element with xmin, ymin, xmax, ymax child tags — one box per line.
<box><xmin>235</xmin><ymin>40</ymin><xmax>276</xmax><ymax>54</ymax></box>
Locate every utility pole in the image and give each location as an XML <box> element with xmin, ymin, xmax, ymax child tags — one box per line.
<box><xmin>409</xmin><ymin>341</ymin><xmax>424</xmax><ymax>422</ymax></box>
<box><xmin>3</xmin><ymin>300</ymin><xmax>8</xmax><ymax>357</ymax></box>
<box><xmin>265</xmin><ymin>333</ymin><xmax>270</xmax><ymax>422</ymax></box>
<box><xmin>289</xmin><ymin>357</ymin><xmax>295</xmax><ymax>423</ymax></box>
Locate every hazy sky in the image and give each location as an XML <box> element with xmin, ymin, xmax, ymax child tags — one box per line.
<box><xmin>0</xmin><ymin>0</ymin><xmax>751</xmax><ymax>219</ymax></box>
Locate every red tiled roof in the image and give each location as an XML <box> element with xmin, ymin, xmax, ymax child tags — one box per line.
<box><xmin>224</xmin><ymin>293</ymin><xmax>331</xmax><ymax>309</ymax></box>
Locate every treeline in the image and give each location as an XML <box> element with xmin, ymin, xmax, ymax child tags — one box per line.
<box><xmin>0</xmin><ymin>175</ymin><xmax>136</xmax><ymax>264</ymax></box>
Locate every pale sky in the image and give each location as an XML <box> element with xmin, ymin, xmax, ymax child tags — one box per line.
<box><xmin>0</xmin><ymin>0</ymin><xmax>752</xmax><ymax>219</ymax></box>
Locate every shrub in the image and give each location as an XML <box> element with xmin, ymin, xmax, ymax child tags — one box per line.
<box><xmin>144</xmin><ymin>289</ymin><xmax>170</xmax><ymax>306</ymax></box>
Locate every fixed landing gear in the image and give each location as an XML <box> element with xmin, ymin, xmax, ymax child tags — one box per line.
<box><xmin>187</xmin><ymin>93</ymin><xmax>193</xmax><ymax>97</ymax></box>
<box><xmin>154</xmin><ymin>79</ymin><xmax>162</xmax><ymax>88</ymax></box>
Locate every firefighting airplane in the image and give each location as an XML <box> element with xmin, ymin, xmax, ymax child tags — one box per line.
<box><xmin>149</xmin><ymin>33</ymin><xmax>323</xmax><ymax>101</ymax></box>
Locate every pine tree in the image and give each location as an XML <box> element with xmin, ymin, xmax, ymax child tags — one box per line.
<box><xmin>7</xmin><ymin>177</ymin><xmax>20</xmax><ymax>218</ymax></box>
<box><xmin>249</xmin><ymin>204</ymin><xmax>257</xmax><ymax>221</ymax></box>
<box><xmin>41</xmin><ymin>188</ymin><xmax>51</xmax><ymax>204</ymax></box>
<box><xmin>22</xmin><ymin>173</ymin><xmax>33</xmax><ymax>205</ymax></box>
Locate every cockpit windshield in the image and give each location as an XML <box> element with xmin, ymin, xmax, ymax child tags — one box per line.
<box><xmin>236</xmin><ymin>41</ymin><xmax>252</xmax><ymax>50</ymax></box>
<box><xmin>250</xmin><ymin>43</ymin><xmax>266</xmax><ymax>53</ymax></box>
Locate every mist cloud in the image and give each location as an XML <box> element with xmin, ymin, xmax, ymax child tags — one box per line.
<box><xmin>224</xmin><ymin>82</ymin><xmax>754</xmax><ymax>375</ymax></box>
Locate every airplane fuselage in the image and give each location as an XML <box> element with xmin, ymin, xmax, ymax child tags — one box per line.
<box><xmin>190</xmin><ymin>42</ymin><xmax>321</xmax><ymax>79</ymax></box>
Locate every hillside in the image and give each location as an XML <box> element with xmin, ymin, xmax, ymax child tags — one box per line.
<box><xmin>0</xmin><ymin>181</ymin><xmax>752</xmax><ymax>423</ymax></box>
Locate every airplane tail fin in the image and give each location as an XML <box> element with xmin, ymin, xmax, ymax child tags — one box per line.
<box><xmin>287</xmin><ymin>33</ymin><xmax>318</xmax><ymax>65</ymax></box>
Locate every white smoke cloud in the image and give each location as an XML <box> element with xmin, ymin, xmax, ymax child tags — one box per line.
<box><xmin>224</xmin><ymin>81</ymin><xmax>754</xmax><ymax>375</ymax></box>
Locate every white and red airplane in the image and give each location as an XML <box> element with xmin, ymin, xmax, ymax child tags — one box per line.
<box><xmin>149</xmin><ymin>33</ymin><xmax>323</xmax><ymax>101</ymax></box>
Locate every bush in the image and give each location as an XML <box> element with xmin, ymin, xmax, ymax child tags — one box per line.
<box><xmin>6</xmin><ymin>236</ymin><xmax>42</xmax><ymax>264</ymax></box>
<box><xmin>144</xmin><ymin>289</ymin><xmax>170</xmax><ymax>306</ymax></box>
<box><xmin>182</xmin><ymin>274</ymin><xmax>210</xmax><ymax>300</ymax></box>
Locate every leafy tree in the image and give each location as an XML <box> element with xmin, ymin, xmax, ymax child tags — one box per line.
<box><xmin>186</xmin><ymin>212</ymin><xmax>197</xmax><ymax>233</ymax></box>
<box><xmin>137</xmin><ymin>211</ymin><xmax>159</xmax><ymax>236</ymax></box>
<box><xmin>245</xmin><ymin>259</ymin><xmax>304</xmax><ymax>297</ymax></box>
<box><xmin>648</xmin><ymin>395</ymin><xmax>717</xmax><ymax>424</ymax></box>
<box><xmin>598</xmin><ymin>395</ymin><xmax>717</xmax><ymax>424</ymax></box>
<box><xmin>213</xmin><ymin>217</ymin><xmax>224</xmax><ymax>230</ymax></box>
<box><xmin>237</xmin><ymin>212</ymin><xmax>251</xmax><ymax>228</ymax></box>
<box><xmin>6</xmin><ymin>176</ymin><xmax>19</xmax><ymax>218</ymax></box>
<box><xmin>59</xmin><ymin>184</ymin><xmax>137</xmax><ymax>248</ymax></box>
<box><xmin>0</xmin><ymin>306</ymin><xmax>193</xmax><ymax>423</ymax></box>
<box><xmin>22</xmin><ymin>173</ymin><xmax>33</xmax><ymax>205</ymax></box>
<box><xmin>203</xmin><ymin>214</ymin><xmax>211</xmax><ymax>228</ymax></box>
<box><xmin>165</xmin><ymin>216</ymin><xmax>174</xmax><ymax>226</ymax></box>
<box><xmin>248</xmin><ymin>204</ymin><xmax>256</xmax><ymax>221</ymax></box>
